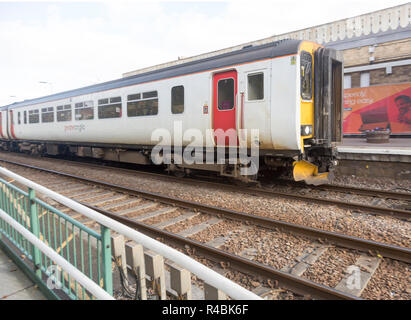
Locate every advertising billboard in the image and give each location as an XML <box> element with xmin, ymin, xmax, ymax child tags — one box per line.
<box><xmin>343</xmin><ymin>83</ymin><xmax>411</xmax><ymax>135</ymax></box>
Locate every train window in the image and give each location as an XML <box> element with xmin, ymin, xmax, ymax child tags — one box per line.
<box><xmin>247</xmin><ymin>73</ymin><xmax>264</xmax><ymax>100</ymax></box>
<box><xmin>98</xmin><ymin>98</ymin><xmax>109</xmax><ymax>105</ymax></box>
<box><xmin>41</xmin><ymin>107</ymin><xmax>54</xmax><ymax>123</ymax></box>
<box><xmin>110</xmin><ymin>96</ymin><xmax>121</xmax><ymax>103</ymax></box>
<box><xmin>98</xmin><ymin>96</ymin><xmax>122</xmax><ymax>119</ymax></box>
<box><xmin>75</xmin><ymin>101</ymin><xmax>94</xmax><ymax>120</ymax></box>
<box><xmin>18</xmin><ymin>112</ymin><xmax>21</xmax><ymax>125</ymax></box>
<box><xmin>127</xmin><ymin>91</ymin><xmax>158</xmax><ymax>117</ymax></box>
<box><xmin>28</xmin><ymin>110</ymin><xmax>39</xmax><ymax>124</ymax></box>
<box><xmin>127</xmin><ymin>93</ymin><xmax>140</xmax><ymax>101</ymax></box>
<box><xmin>142</xmin><ymin>91</ymin><xmax>157</xmax><ymax>99</ymax></box>
<box><xmin>171</xmin><ymin>86</ymin><xmax>184</xmax><ymax>114</ymax></box>
<box><xmin>217</xmin><ymin>78</ymin><xmax>234</xmax><ymax>110</ymax></box>
<box><xmin>57</xmin><ymin>104</ymin><xmax>72</xmax><ymax>122</ymax></box>
<box><xmin>300</xmin><ymin>51</ymin><xmax>313</xmax><ymax>100</ymax></box>
<box><xmin>24</xmin><ymin>111</ymin><xmax>27</xmax><ymax>124</ymax></box>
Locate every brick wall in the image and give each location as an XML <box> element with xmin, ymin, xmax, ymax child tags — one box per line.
<box><xmin>374</xmin><ymin>39</ymin><xmax>411</xmax><ymax>63</ymax></box>
<box><xmin>370</xmin><ymin>65</ymin><xmax>411</xmax><ymax>86</ymax></box>
<box><xmin>344</xmin><ymin>38</ymin><xmax>411</xmax><ymax>88</ymax></box>
<box><xmin>343</xmin><ymin>39</ymin><xmax>411</xmax><ymax>67</ymax></box>
<box><xmin>343</xmin><ymin>47</ymin><xmax>370</xmax><ymax>67</ymax></box>
<box><xmin>346</xmin><ymin>65</ymin><xmax>411</xmax><ymax>88</ymax></box>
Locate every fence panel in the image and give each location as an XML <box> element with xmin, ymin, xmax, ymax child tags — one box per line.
<box><xmin>0</xmin><ymin>177</ymin><xmax>113</xmax><ymax>300</ymax></box>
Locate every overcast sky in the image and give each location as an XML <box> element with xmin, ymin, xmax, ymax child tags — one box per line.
<box><xmin>0</xmin><ymin>0</ymin><xmax>408</xmax><ymax>106</ymax></box>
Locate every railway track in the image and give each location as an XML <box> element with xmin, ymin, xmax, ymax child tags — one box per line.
<box><xmin>0</xmin><ymin>158</ymin><xmax>410</xmax><ymax>300</ymax></box>
<box><xmin>0</xmin><ymin>151</ymin><xmax>410</xmax><ymax>218</ymax></box>
<box><xmin>275</xmin><ymin>180</ymin><xmax>411</xmax><ymax>202</ymax></box>
<box><xmin>2</xmin><ymin>154</ymin><xmax>409</xmax><ymax>220</ymax></box>
<box><xmin>60</xmin><ymin>156</ymin><xmax>411</xmax><ymax>202</ymax></box>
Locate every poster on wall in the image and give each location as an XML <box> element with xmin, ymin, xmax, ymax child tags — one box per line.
<box><xmin>343</xmin><ymin>83</ymin><xmax>411</xmax><ymax>135</ymax></box>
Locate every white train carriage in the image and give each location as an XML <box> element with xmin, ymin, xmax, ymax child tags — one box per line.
<box><xmin>0</xmin><ymin>39</ymin><xmax>343</xmax><ymax>184</ymax></box>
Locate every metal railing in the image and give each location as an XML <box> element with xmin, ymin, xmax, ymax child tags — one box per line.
<box><xmin>0</xmin><ymin>167</ymin><xmax>261</xmax><ymax>300</ymax></box>
<box><xmin>0</xmin><ymin>209</ymin><xmax>113</xmax><ymax>300</ymax></box>
<box><xmin>0</xmin><ymin>176</ymin><xmax>113</xmax><ymax>300</ymax></box>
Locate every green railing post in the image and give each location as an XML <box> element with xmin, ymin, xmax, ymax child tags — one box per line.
<box><xmin>29</xmin><ymin>188</ymin><xmax>41</xmax><ymax>278</ymax></box>
<box><xmin>100</xmin><ymin>225</ymin><xmax>113</xmax><ymax>296</ymax></box>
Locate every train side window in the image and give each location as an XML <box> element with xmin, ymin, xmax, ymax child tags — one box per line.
<box><xmin>142</xmin><ymin>91</ymin><xmax>157</xmax><ymax>99</ymax></box>
<box><xmin>28</xmin><ymin>110</ymin><xmax>39</xmax><ymax>124</ymax></box>
<box><xmin>98</xmin><ymin>96</ymin><xmax>122</xmax><ymax>119</ymax></box>
<box><xmin>127</xmin><ymin>91</ymin><xmax>158</xmax><ymax>117</ymax></box>
<box><xmin>300</xmin><ymin>51</ymin><xmax>313</xmax><ymax>100</ymax></box>
<box><xmin>57</xmin><ymin>104</ymin><xmax>72</xmax><ymax>122</ymax></box>
<box><xmin>217</xmin><ymin>78</ymin><xmax>234</xmax><ymax>110</ymax></box>
<box><xmin>75</xmin><ymin>101</ymin><xmax>94</xmax><ymax>120</ymax></box>
<box><xmin>247</xmin><ymin>73</ymin><xmax>264</xmax><ymax>100</ymax></box>
<box><xmin>24</xmin><ymin>111</ymin><xmax>27</xmax><ymax>124</ymax></box>
<box><xmin>171</xmin><ymin>86</ymin><xmax>184</xmax><ymax>114</ymax></box>
<box><xmin>41</xmin><ymin>107</ymin><xmax>54</xmax><ymax>123</ymax></box>
<box><xmin>18</xmin><ymin>112</ymin><xmax>21</xmax><ymax>125</ymax></box>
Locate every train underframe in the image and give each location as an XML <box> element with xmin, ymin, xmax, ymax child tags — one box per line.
<box><xmin>0</xmin><ymin>139</ymin><xmax>337</xmax><ymax>185</ymax></box>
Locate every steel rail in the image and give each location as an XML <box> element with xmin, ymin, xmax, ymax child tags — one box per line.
<box><xmin>274</xmin><ymin>179</ymin><xmax>411</xmax><ymax>202</ymax></box>
<box><xmin>81</xmin><ymin>202</ymin><xmax>359</xmax><ymax>300</ymax></box>
<box><xmin>1</xmin><ymin>159</ymin><xmax>410</xmax><ymax>265</ymax></box>
<box><xmin>0</xmin><ymin>157</ymin><xmax>409</xmax><ymax>220</ymax></box>
<box><xmin>41</xmin><ymin>156</ymin><xmax>411</xmax><ymax>202</ymax></box>
<box><xmin>245</xmin><ymin>186</ymin><xmax>411</xmax><ymax>220</ymax></box>
<box><xmin>0</xmin><ymin>166</ymin><xmax>262</xmax><ymax>301</ymax></box>
<box><xmin>0</xmin><ymin>161</ymin><xmax>359</xmax><ymax>300</ymax></box>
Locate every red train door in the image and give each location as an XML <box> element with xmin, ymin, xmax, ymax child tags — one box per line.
<box><xmin>212</xmin><ymin>70</ymin><xmax>237</xmax><ymax>146</ymax></box>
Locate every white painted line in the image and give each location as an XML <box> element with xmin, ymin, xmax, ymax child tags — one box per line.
<box><xmin>337</xmin><ymin>146</ymin><xmax>411</xmax><ymax>155</ymax></box>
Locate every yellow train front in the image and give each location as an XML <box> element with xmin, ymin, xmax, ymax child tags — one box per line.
<box><xmin>292</xmin><ymin>42</ymin><xmax>343</xmax><ymax>185</ymax></box>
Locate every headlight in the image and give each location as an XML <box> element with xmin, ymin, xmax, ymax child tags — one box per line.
<box><xmin>301</xmin><ymin>125</ymin><xmax>313</xmax><ymax>136</ymax></box>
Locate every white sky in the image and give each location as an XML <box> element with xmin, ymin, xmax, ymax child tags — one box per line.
<box><xmin>0</xmin><ymin>0</ymin><xmax>409</xmax><ymax>106</ymax></box>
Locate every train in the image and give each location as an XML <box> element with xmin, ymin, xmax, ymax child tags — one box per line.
<box><xmin>0</xmin><ymin>39</ymin><xmax>343</xmax><ymax>185</ymax></box>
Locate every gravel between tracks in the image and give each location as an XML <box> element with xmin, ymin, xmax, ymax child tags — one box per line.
<box><xmin>171</xmin><ymin>244</ymin><xmax>306</xmax><ymax>300</ymax></box>
<box><xmin>360</xmin><ymin>258</ymin><xmax>411</xmax><ymax>300</ymax></box>
<box><xmin>0</xmin><ymin>152</ymin><xmax>409</xmax><ymax>299</ymax></box>
<box><xmin>220</xmin><ymin>228</ymin><xmax>313</xmax><ymax>270</ymax></box>
<box><xmin>301</xmin><ymin>247</ymin><xmax>358</xmax><ymax>288</ymax></box>
<box><xmin>1</xmin><ymin>153</ymin><xmax>408</xmax><ymax>248</ymax></box>
<box><xmin>332</xmin><ymin>173</ymin><xmax>411</xmax><ymax>193</ymax></box>
<box><xmin>265</xmin><ymin>184</ymin><xmax>409</xmax><ymax>211</ymax></box>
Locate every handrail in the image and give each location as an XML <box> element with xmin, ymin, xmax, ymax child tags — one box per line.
<box><xmin>0</xmin><ymin>208</ymin><xmax>114</xmax><ymax>300</ymax></box>
<box><xmin>33</xmin><ymin>197</ymin><xmax>101</xmax><ymax>239</ymax></box>
<box><xmin>0</xmin><ymin>176</ymin><xmax>29</xmax><ymax>196</ymax></box>
<box><xmin>0</xmin><ymin>175</ymin><xmax>113</xmax><ymax>299</ymax></box>
<box><xmin>0</xmin><ymin>166</ymin><xmax>261</xmax><ymax>300</ymax></box>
